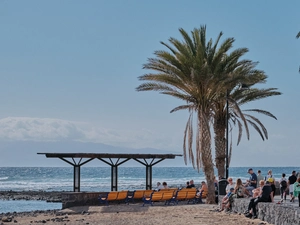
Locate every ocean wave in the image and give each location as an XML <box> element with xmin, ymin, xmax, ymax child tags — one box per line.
<box><xmin>0</xmin><ymin>177</ymin><xmax>8</xmax><ymax>180</ymax></box>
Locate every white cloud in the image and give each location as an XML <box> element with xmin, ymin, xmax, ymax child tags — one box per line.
<box><xmin>0</xmin><ymin>117</ymin><xmax>177</xmax><ymax>150</ymax></box>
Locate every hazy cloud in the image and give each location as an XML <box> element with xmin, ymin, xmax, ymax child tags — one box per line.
<box><xmin>0</xmin><ymin>117</ymin><xmax>176</xmax><ymax>150</ymax></box>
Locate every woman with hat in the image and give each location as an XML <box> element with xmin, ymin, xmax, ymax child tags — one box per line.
<box><xmin>268</xmin><ymin>177</ymin><xmax>276</xmax><ymax>199</ymax></box>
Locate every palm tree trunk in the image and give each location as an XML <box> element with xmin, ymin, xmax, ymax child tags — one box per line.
<box><xmin>198</xmin><ymin>112</ymin><xmax>215</xmax><ymax>204</ymax></box>
<box><xmin>214</xmin><ymin>116</ymin><xmax>226</xmax><ymax>178</ymax></box>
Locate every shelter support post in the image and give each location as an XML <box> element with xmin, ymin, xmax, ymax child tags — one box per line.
<box><xmin>111</xmin><ymin>165</ymin><xmax>118</xmax><ymax>191</ymax></box>
<box><xmin>74</xmin><ymin>165</ymin><xmax>80</xmax><ymax>192</ymax></box>
<box><xmin>145</xmin><ymin>165</ymin><xmax>152</xmax><ymax>190</ymax></box>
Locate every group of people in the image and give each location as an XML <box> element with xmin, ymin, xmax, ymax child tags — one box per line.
<box><xmin>185</xmin><ymin>179</ymin><xmax>195</xmax><ymax>188</ymax></box>
<box><xmin>245</xmin><ymin>169</ymin><xmax>300</xmax><ymax>205</ymax></box>
<box><xmin>155</xmin><ymin>181</ymin><xmax>168</xmax><ymax>190</ymax></box>
<box><xmin>218</xmin><ymin>168</ymin><xmax>300</xmax><ymax>217</ymax></box>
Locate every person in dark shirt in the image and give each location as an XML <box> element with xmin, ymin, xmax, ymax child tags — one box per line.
<box><xmin>268</xmin><ymin>178</ymin><xmax>276</xmax><ymax>198</ymax></box>
<box><xmin>245</xmin><ymin>180</ymin><xmax>272</xmax><ymax>219</ymax></box>
<box><xmin>187</xmin><ymin>179</ymin><xmax>195</xmax><ymax>188</ymax></box>
<box><xmin>288</xmin><ymin>171</ymin><xmax>297</xmax><ymax>201</ymax></box>
<box><xmin>245</xmin><ymin>168</ymin><xmax>257</xmax><ymax>196</ymax></box>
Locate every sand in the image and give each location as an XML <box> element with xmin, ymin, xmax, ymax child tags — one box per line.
<box><xmin>1</xmin><ymin>203</ymin><xmax>272</xmax><ymax>225</ymax></box>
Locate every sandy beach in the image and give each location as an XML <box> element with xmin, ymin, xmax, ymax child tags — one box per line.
<box><xmin>1</xmin><ymin>203</ymin><xmax>272</xmax><ymax>225</ymax></box>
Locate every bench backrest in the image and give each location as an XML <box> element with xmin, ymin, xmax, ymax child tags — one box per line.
<box><xmin>116</xmin><ymin>191</ymin><xmax>128</xmax><ymax>200</ymax></box>
<box><xmin>133</xmin><ymin>190</ymin><xmax>145</xmax><ymax>199</ymax></box>
<box><xmin>175</xmin><ymin>190</ymin><xmax>188</xmax><ymax>200</ymax></box>
<box><xmin>151</xmin><ymin>192</ymin><xmax>164</xmax><ymax>201</ymax></box>
<box><xmin>107</xmin><ymin>191</ymin><xmax>119</xmax><ymax>201</ymax></box>
<box><xmin>161</xmin><ymin>191</ymin><xmax>175</xmax><ymax>201</ymax></box>
<box><xmin>185</xmin><ymin>190</ymin><xmax>197</xmax><ymax>200</ymax></box>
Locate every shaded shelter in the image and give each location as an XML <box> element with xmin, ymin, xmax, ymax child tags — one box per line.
<box><xmin>37</xmin><ymin>153</ymin><xmax>182</xmax><ymax>192</ymax></box>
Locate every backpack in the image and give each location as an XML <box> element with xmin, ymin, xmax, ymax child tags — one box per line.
<box><xmin>280</xmin><ymin>180</ymin><xmax>287</xmax><ymax>188</ymax></box>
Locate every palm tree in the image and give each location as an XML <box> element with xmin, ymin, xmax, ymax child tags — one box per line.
<box><xmin>213</xmin><ymin>86</ymin><xmax>281</xmax><ymax>177</ymax></box>
<box><xmin>197</xmin><ymin>40</ymin><xmax>281</xmax><ymax>177</ymax></box>
<box><xmin>136</xmin><ymin>26</ymin><xmax>226</xmax><ymax>203</ymax></box>
<box><xmin>136</xmin><ymin>26</ymin><xmax>279</xmax><ymax>203</ymax></box>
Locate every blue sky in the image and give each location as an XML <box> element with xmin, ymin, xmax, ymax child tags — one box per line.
<box><xmin>0</xmin><ymin>1</ymin><xmax>299</xmax><ymax>167</ymax></box>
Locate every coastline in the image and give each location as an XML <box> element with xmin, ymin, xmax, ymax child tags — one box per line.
<box><xmin>0</xmin><ymin>203</ymin><xmax>272</xmax><ymax>225</ymax></box>
<box><xmin>0</xmin><ymin>191</ymin><xmax>62</xmax><ymax>202</ymax></box>
<box><xmin>0</xmin><ymin>191</ymin><xmax>273</xmax><ymax>224</ymax></box>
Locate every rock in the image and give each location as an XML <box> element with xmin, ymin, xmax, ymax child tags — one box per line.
<box><xmin>1</xmin><ymin>217</ymin><xmax>12</xmax><ymax>222</ymax></box>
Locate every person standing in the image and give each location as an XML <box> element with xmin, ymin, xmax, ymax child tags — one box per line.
<box><xmin>279</xmin><ymin>173</ymin><xmax>288</xmax><ymax>202</ymax></box>
<box><xmin>288</xmin><ymin>171</ymin><xmax>297</xmax><ymax>202</ymax></box>
<box><xmin>268</xmin><ymin>178</ymin><xmax>276</xmax><ymax>199</ymax></box>
<box><xmin>293</xmin><ymin>178</ymin><xmax>300</xmax><ymax>207</ymax></box>
<box><xmin>257</xmin><ymin>170</ymin><xmax>264</xmax><ymax>184</ymax></box>
<box><xmin>245</xmin><ymin>168</ymin><xmax>257</xmax><ymax>196</ymax></box>
<box><xmin>265</xmin><ymin>170</ymin><xmax>274</xmax><ymax>182</ymax></box>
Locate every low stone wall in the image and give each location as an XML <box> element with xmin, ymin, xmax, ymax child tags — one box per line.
<box><xmin>231</xmin><ymin>197</ymin><xmax>300</xmax><ymax>225</ymax></box>
<box><xmin>61</xmin><ymin>192</ymin><xmax>105</xmax><ymax>209</ymax></box>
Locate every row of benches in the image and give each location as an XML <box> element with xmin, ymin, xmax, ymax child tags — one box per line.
<box><xmin>98</xmin><ymin>188</ymin><xmax>205</xmax><ymax>206</ymax></box>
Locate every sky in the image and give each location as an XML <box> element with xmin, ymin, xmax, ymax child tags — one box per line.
<box><xmin>0</xmin><ymin>1</ymin><xmax>299</xmax><ymax>167</ymax></box>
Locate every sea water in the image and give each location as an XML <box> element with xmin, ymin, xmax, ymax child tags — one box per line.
<box><xmin>0</xmin><ymin>166</ymin><xmax>299</xmax><ymax>213</ymax></box>
<box><xmin>0</xmin><ymin>200</ymin><xmax>61</xmax><ymax>214</ymax></box>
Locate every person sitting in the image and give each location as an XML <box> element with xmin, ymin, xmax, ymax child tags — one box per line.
<box><xmin>233</xmin><ymin>178</ymin><xmax>248</xmax><ymax>198</ymax></box>
<box><xmin>225</xmin><ymin>177</ymin><xmax>235</xmax><ymax>193</ymax></box>
<box><xmin>219</xmin><ymin>187</ymin><xmax>234</xmax><ymax>212</ymax></box>
<box><xmin>245</xmin><ymin>180</ymin><xmax>272</xmax><ymax>219</ymax></box>
<box><xmin>162</xmin><ymin>181</ymin><xmax>168</xmax><ymax>189</ymax></box>
<box><xmin>197</xmin><ymin>181</ymin><xmax>208</xmax><ymax>198</ymax></box>
<box><xmin>213</xmin><ymin>176</ymin><xmax>218</xmax><ymax>189</ymax></box>
<box><xmin>252</xmin><ymin>180</ymin><xmax>264</xmax><ymax>198</ymax></box>
<box><xmin>188</xmin><ymin>179</ymin><xmax>195</xmax><ymax>188</ymax></box>
<box><xmin>186</xmin><ymin>181</ymin><xmax>191</xmax><ymax>188</ymax></box>
<box><xmin>244</xmin><ymin>168</ymin><xmax>257</xmax><ymax>196</ymax></box>
<box><xmin>155</xmin><ymin>182</ymin><xmax>164</xmax><ymax>191</ymax></box>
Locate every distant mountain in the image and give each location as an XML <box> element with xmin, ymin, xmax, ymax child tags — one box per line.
<box><xmin>0</xmin><ymin>140</ymin><xmax>185</xmax><ymax>167</ymax></box>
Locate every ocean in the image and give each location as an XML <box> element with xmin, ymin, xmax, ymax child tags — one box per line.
<box><xmin>0</xmin><ymin>166</ymin><xmax>299</xmax><ymax>213</ymax></box>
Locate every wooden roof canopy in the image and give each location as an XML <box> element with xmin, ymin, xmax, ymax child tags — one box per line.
<box><xmin>38</xmin><ymin>152</ymin><xmax>182</xmax><ymax>192</ymax></box>
<box><xmin>38</xmin><ymin>153</ymin><xmax>181</xmax><ymax>158</ymax></box>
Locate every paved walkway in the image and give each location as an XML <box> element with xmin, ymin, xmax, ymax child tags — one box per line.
<box><xmin>273</xmin><ymin>195</ymin><xmax>299</xmax><ymax>207</ymax></box>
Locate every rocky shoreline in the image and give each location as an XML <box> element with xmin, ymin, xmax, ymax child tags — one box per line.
<box><xmin>0</xmin><ymin>204</ymin><xmax>273</xmax><ymax>225</ymax></box>
<box><xmin>0</xmin><ymin>191</ymin><xmax>66</xmax><ymax>224</ymax></box>
<box><xmin>0</xmin><ymin>190</ymin><xmax>62</xmax><ymax>202</ymax></box>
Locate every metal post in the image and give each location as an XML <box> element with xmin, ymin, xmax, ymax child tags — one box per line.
<box><xmin>145</xmin><ymin>165</ymin><xmax>152</xmax><ymax>190</ymax></box>
<box><xmin>74</xmin><ymin>165</ymin><xmax>80</xmax><ymax>192</ymax></box>
<box><xmin>111</xmin><ymin>165</ymin><xmax>118</xmax><ymax>191</ymax></box>
<box><xmin>225</xmin><ymin>89</ymin><xmax>229</xmax><ymax>179</ymax></box>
